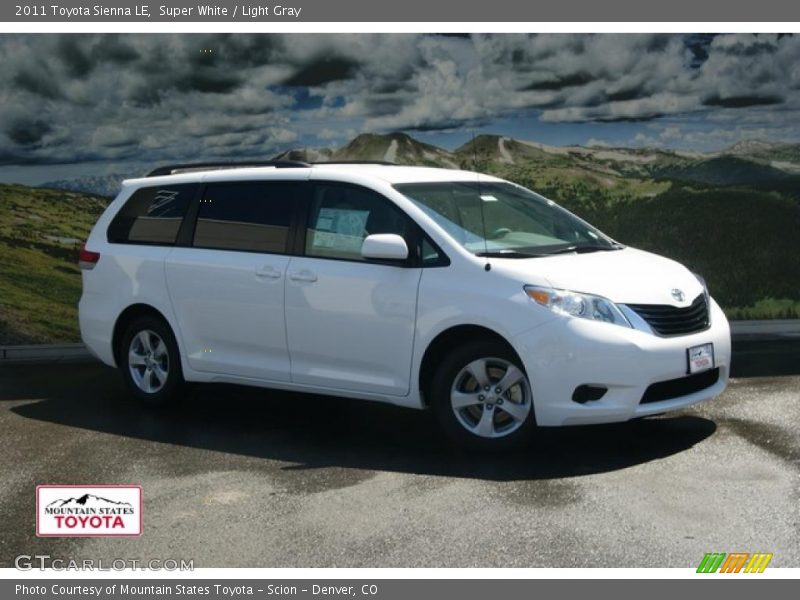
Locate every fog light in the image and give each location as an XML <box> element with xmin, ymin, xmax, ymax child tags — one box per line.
<box><xmin>572</xmin><ymin>385</ymin><xmax>607</xmax><ymax>404</ymax></box>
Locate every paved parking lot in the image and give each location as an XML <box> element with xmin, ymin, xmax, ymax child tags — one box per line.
<box><xmin>0</xmin><ymin>350</ymin><xmax>798</xmax><ymax>568</ymax></box>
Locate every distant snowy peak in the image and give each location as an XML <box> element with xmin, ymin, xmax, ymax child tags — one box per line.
<box><xmin>724</xmin><ymin>140</ymin><xmax>781</xmax><ymax>155</ymax></box>
<box><xmin>40</xmin><ymin>174</ymin><xmax>126</xmax><ymax>198</ymax></box>
<box><xmin>272</xmin><ymin>147</ymin><xmax>334</xmax><ymax>162</ymax></box>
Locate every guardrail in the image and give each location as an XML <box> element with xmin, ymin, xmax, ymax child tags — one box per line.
<box><xmin>1</xmin><ymin>320</ymin><xmax>799</xmax><ymax>365</ymax></box>
<box><xmin>0</xmin><ymin>343</ymin><xmax>92</xmax><ymax>364</ymax></box>
<box><xmin>729</xmin><ymin>319</ymin><xmax>800</xmax><ymax>340</ymax></box>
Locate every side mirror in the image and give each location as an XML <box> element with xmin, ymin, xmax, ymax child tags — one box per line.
<box><xmin>361</xmin><ymin>234</ymin><xmax>409</xmax><ymax>261</ymax></box>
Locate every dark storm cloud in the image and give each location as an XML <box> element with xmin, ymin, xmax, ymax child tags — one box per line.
<box><xmin>178</xmin><ymin>71</ymin><xmax>242</xmax><ymax>94</ymax></box>
<box><xmin>685</xmin><ymin>33</ymin><xmax>716</xmax><ymax>68</ymax></box>
<box><xmin>371</xmin><ymin>81</ymin><xmax>416</xmax><ymax>94</ymax></box>
<box><xmin>13</xmin><ymin>64</ymin><xmax>63</xmax><ymax>99</ymax></box>
<box><xmin>432</xmin><ymin>33</ymin><xmax>472</xmax><ymax>39</ymax></box>
<box><xmin>406</xmin><ymin>119</ymin><xmax>477</xmax><ymax>132</ymax></box>
<box><xmin>91</xmin><ymin>35</ymin><xmax>140</xmax><ymax>64</ymax></box>
<box><xmin>522</xmin><ymin>72</ymin><xmax>595</xmax><ymax>91</ymax></box>
<box><xmin>198</xmin><ymin>33</ymin><xmax>278</xmax><ymax>67</ymax></box>
<box><xmin>363</xmin><ymin>97</ymin><xmax>408</xmax><ymax>116</ymax></box>
<box><xmin>57</xmin><ymin>36</ymin><xmax>94</xmax><ymax>78</ymax></box>
<box><xmin>282</xmin><ymin>56</ymin><xmax>360</xmax><ymax>87</ymax></box>
<box><xmin>594</xmin><ymin>114</ymin><xmax>666</xmax><ymax>123</ymax></box>
<box><xmin>714</xmin><ymin>38</ymin><xmax>779</xmax><ymax>57</ymax></box>
<box><xmin>605</xmin><ymin>87</ymin><xmax>648</xmax><ymax>102</ymax></box>
<box><xmin>6</xmin><ymin>119</ymin><xmax>51</xmax><ymax>145</ymax></box>
<box><xmin>128</xmin><ymin>51</ymin><xmax>243</xmax><ymax>99</ymax></box>
<box><xmin>704</xmin><ymin>95</ymin><xmax>784</xmax><ymax>108</ymax></box>
<box><xmin>127</xmin><ymin>85</ymin><xmax>162</xmax><ymax>108</ymax></box>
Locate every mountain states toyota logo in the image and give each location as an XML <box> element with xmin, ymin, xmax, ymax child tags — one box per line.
<box><xmin>36</xmin><ymin>485</ymin><xmax>142</xmax><ymax>537</ymax></box>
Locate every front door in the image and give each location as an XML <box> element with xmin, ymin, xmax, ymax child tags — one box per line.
<box><xmin>285</xmin><ymin>183</ymin><xmax>421</xmax><ymax>396</ymax></box>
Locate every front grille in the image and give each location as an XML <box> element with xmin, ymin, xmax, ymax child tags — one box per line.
<box><xmin>627</xmin><ymin>294</ymin><xmax>710</xmax><ymax>336</ymax></box>
<box><xmin>640</xmin><ymin>368</ymin><xmax>720</xmax><ymax>404</ymax></box>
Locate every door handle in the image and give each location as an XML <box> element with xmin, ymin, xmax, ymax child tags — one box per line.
<box><xmin>289</xmin><ymin>269</ymin><xmax>318</xmax><ymax>283</ymax></box>
<box><xmin>255</xmin><ymin>265</ymin><xmax>282</xmax><ymax>279</ymax></box>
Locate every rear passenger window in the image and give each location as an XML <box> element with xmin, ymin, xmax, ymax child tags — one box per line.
<box><xmin>306</xmin><ymin>184</ymin><xmax>410</xmax><ymax>261</ymax></box>
<box><xmin>107</xmin><ymin>184</ymin><xmax>196</xmax><ymax>245</ymax></box>
<box><xmin>192</xmin><ymin>182</ymin><xmax>294</xmax><ymax>253</ymax></box>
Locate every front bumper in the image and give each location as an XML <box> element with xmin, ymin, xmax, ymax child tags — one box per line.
<box><xmin>512</xmin><ymin>298</ymin><xmax>731</xmax><ymax>426</ymax></box>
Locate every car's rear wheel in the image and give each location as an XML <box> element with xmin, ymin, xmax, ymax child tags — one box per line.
<box><xmin>120</xmin><ymin>316</ymin><xmax>183</xmax><ymax>406</ymax></box>
<box><xmin>431</xmin><ymin>340</ymin><xmax>536</xmax><ymax>451</ymax></box>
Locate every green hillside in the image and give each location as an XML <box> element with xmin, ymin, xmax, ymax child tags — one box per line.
<box><xmin>591</xmin><ymin>185</ymin><xmax>800</xmax><ymax>318</ymax></box>
<box><xmin>0</xmin><ymin>184</ymin><xmax>107</xmax><ymax>344</ymax></box>
<box><xmin>652</xmin><ymin>156</ymin><xmax>794</xmax><ymax>186</ymax></box>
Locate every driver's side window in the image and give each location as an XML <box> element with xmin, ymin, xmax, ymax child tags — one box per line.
<box><xmin>305</xmin><ymin>184</ymin><xmax>410</xmax><ymax>261</ymax></box>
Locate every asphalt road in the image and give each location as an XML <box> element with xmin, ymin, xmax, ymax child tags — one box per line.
<box><xmin>0</xmin><ymin>349</ymin><xmax>798</xmax><ymax>568</ymax></box>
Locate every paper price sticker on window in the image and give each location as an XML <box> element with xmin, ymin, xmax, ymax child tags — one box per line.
<box><xmin>312</xmin><ymin>208</ymin><xmax>369</xmax><ymax>252</ymax></box>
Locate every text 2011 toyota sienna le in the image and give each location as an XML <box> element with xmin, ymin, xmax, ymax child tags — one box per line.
<box><xmin>78</xmin><ymin>161</ymin><xmax>731</xmax><ymax>450</ymax></box>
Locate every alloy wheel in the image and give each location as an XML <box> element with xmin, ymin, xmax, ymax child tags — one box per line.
<box><xmin>450</xmin><ymin>357</ymin><xmax>532</xmax><ymax>438</ymax></box>
<box><xmin>127</xmin><ymin>329</ymin><xmax>170</xmax><ymax>394</ymax></box>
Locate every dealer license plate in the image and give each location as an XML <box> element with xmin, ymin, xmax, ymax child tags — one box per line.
<box><xmin>687</xmin><ymin>343</ymin><xmax>714</xmax><ymax>374</ymax></box>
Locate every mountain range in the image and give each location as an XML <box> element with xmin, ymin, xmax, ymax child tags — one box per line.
<box><xmin>283</xmin><ymin>132</ymin><xmax>800</xmax><ymax>186</ymax></box>
<box><xmin>37</xmin><ymin>132</ymin><xmax>800</xmax><ymax>198</ymax></box>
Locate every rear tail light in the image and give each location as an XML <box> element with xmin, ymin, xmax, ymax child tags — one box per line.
<box><xmin>78</xmin><ymin>243</ymin><xmax>100</xmax><ymax>270</ymax></box>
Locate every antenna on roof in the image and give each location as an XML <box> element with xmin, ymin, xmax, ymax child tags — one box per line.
<box><xmin>471</xmin><ymin>131</ymin><xmax>491</xmax><ymax>272</ymax></box>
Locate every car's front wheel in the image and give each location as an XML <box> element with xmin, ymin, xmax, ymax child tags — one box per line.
<box><xmin>431</xmin><ymin>340</ymin><xmax>536</xmax><ymax>451</ymax></box>
<box><xmin>120</xmin><ymin>316</ymin><xmax>183</xmax><ymax>406</ymax></box>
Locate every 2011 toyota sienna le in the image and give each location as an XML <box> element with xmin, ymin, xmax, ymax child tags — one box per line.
<box><xmin>79</xmin><ymin>161</ymin><xmax>731</xmax><ymax>450</ymax></box>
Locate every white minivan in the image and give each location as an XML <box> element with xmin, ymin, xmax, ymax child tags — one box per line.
<box><xmin>79</xmin><ymin>161</ymin><xmax>730</xmax><ymax>450</ymax></box>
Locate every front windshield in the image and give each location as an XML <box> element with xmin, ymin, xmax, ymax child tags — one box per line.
<box><xmin>394</xmin><ymin>181</ymin><xmax>620</xmax><ymax>257</ymax></box>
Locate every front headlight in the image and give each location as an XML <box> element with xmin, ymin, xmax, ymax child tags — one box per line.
<box><xmin>524</xmin><ymin>285</ymin><xmax>632</xmax><ymax>328</ymax></box>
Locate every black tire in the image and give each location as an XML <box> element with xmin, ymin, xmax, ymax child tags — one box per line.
<box><xmin>119</xmin><ymin>315</ymin><xmax>183</xmax><ymax>407</ymax></box>
<box><xmin>430</xmin><ymin>340</ymin><xmax>536</xmax><ymax>451</ymax></box>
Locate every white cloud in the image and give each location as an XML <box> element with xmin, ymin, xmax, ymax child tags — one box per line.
<box><xmin>631</xmin><ymin>132</ymin><xmax>664</xmax><ymax>147</ymax></box>
<box><xmin>586</xmin><ymin>138</ymin><xmax>610</xmax><ymax>147</ymax></box>
<box><xmin>660</xmin><ymin>126</ymin><xmax>682</xmax><ymax>141</ymax></box>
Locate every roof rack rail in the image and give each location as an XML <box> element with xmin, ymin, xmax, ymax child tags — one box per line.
<box><xmin>311</xmin><ymin>160</ymin><xmax>397</xmax><ymax>166</ymax></box>
<box><xmin>146</xmin><ymin>160</ymin><xmax>311</xmax><ymax>177</ymax></box>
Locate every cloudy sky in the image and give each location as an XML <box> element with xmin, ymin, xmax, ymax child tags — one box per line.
<box><xmin>2</xmin><ymin>33</ymin><xmax>800</xmax><ymax>184</ymax></box>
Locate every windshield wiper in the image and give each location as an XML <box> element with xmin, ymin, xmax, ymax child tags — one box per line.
<box><xmin>543</xmin><ymin>243</ymin><xmax>624</xmax><ymax>255</ymax></box>
<box><xmin>476</xmin><ymin>243</ymin><xmax>624</xmax><ymax>259</ymax></box>
<box><xmin>475</xmin><ymin>250</ymin><xmax>547</xmax><ymax>259</ymax></box>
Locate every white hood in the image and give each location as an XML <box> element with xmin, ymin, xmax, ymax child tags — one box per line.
<box><xmin>494</xmin><ymin>247</ymin><xmax>706</xmax><ymax>306</ymax></box>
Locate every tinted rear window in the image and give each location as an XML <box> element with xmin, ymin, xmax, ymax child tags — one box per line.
<box><xmin>107</xmin><ymin>184</ymin><xmax>197</xmax><ymax>245</ymax></box>
<box><xmin>192</xmin><ymin>182</ymin><xmax>295</xmax><ymax>253</ymax></box>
